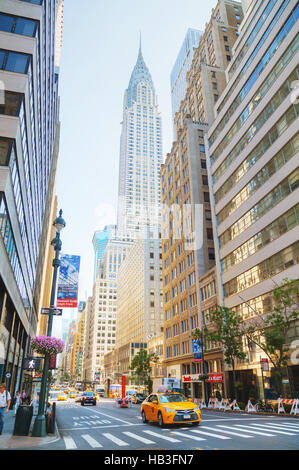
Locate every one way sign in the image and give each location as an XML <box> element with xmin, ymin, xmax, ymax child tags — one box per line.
<box><xmin>41</xmin><ymin>308</ymin><xmax>62</xmax><ymax>316</ymax></box>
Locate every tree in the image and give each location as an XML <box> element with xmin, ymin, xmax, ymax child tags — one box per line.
<box><xmin>129</xmin><ymin>349</ymin><xmax>158</xmax><ymax>394</ymax></box>
<box><xmin>195</xmin><ymin>305</ymin><xmax>246</xmax><ymax>399</ymax></box>
<box><xmin>242</xmin><ymin>278</ymin><xmax>299</xmax><ymax>396</ymax></box>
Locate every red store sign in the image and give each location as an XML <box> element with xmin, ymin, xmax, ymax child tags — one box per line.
<box><xmin>206</xmin><ymin>373</ymin><xmax>224</xmax><ymax>383</ymax></box>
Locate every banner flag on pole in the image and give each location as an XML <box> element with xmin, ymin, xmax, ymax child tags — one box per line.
<box><xmin>192</xmin><ymin>340</ymin><xmax>202</xmax><ymax>363</ymax></box>
<box><xmin>57</xmin><ymin>254</ymin><xmax>81</xmax><ymax>308</ymax></box>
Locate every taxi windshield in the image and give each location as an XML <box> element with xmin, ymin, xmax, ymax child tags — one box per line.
<box><xmin>159</xmin><ymin>394</ymin><xmax>188</xmax><ymax>403</ymax></box>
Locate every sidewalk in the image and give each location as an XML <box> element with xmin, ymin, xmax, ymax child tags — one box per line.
<box><xmin>0</xmin><ymin>410</ymin><xmax>60</xmax><ymax>450</ymax></box>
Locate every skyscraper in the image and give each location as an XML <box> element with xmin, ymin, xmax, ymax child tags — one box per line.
<box><xmin>92</xmin><ymin>225</ymin><xmax>115</xmax><ymax>283</ymax></box>
<box><xmin>206</xmin><ymin>0</ymin><xmax>299</xmax><ymax>399</ymax></box>
<box><xmin>170</xmin><ymin>28</ymin><xmax>202</xmax><ymax>125</ymax></box>
<box><xmin>0</xmin><ymin>0</ymin><xmax>63</xmax><ymax>391</ymax></box>
<box><xmin>117</xmin><ymin>38</ymin><xmax>162</xmax><ymax>237</ymax></box>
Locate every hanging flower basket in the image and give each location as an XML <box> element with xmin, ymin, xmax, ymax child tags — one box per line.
<box><xmin>31</xmin><ymin>335</ymin><xmax>65</xmax><ymax>356</ymax></box>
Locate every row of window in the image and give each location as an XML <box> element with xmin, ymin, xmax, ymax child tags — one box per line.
<box><xmin>217</xmin><ymin>2</ymin><xmax>298</xmax><ymax>116</ymax></box>
<box><xmin>212</xmin><ymin>70</ymin><xmax>298</xmax><ymax>173</ymax></box>
<box><xmin>210</xmin><ymin>34</ymin><xmax>298</xmax><ymax>154</ymax></box>
<box><xmin>220</xmin><ymin>168</ymin><xmax>299</xmax><ymax>247</ymax></box>
<box><xmin>200</xmin><ymin>280</ymin><xmax>216</xmax><ymax>300</ymax></box>
<box><xmin>0</xmin><ymin>49</ymin><xmax>30</xmax><ymax>74</ymax></box>
<box><xmin>222</xmin><ymin>203</ymin><xmax>299</xmax><ymax>273</ymax></box>
<box><xmin>228</xmin><ymin>0</ymin><xmax>277</xmax><ymax>80</ymax></box>
<box><xmin>0</xmin><ymin>13</ymin><xmax>38</xmax><ymax>37</ymax></box>
<box><xmin>218</xmin><ymin>132</ymin><xmax>299</xmax><ymax>225</ymax></box>
<box><xmin>224</xmin><ymin>241</ymin><xmax>299</xmax><ymax>298</ymax></box>
<box><xmin>0</xmin><ymin>195</ymin><xmax>30</xmax><ymax>313</ymax></box>
<box><xmin>222</xmin><ymin>0</ymin><xmax>291</xmax><ymax>107</ymax></box>
<box><xmin>211</xmin><ymin>63</ymin><xmax>298</xmax><ymax>165</ymax></box>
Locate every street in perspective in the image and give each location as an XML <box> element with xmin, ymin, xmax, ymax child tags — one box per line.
<box><xmin>0</xmin><ymin>0</ymin><xmax>299</xmax><ymax>459</ymax></box>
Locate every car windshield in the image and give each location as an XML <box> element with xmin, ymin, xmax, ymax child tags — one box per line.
<box><xmin>84</xmin><ymin>392</ymin><xmax>94</xmax><ymax>397</ymax></box>
<box><xmin>159</xmin><ymin>394</ymin><xmax>189</xmax><ymax>403</ymax></box>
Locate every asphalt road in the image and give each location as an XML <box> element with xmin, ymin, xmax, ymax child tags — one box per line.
<box><xmin>43</xmin><ymin>398</ymin><xmax>299</xmax><ymax>451</ymax></box>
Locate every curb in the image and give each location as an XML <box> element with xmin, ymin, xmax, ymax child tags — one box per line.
<box><xmin>202</xmin><ymin>408</ymin><xmax>299</xmax><ymax>418</ymax></box>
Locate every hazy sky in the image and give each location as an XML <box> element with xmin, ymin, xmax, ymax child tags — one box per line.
<box><xmin>55</xmin><ymin>0</ymin><xmax>217</xmax><ymax>310</ymax></box>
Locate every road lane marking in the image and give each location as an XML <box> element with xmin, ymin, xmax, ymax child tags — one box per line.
<box><xmin>170</xmin><ymin>431</ymin><xmax>206</xmax><ymax>441</ymax></box>
<box><xmin>59</xmin><ymin>423</ymin><xmax>145</xmax><ymax>431</ymax></box>
<box><xmin>200</xmin><ymin>426</ymin><xmax>253</xmax><ymax>438</ymax></box>
<box><xmin>248</xmin><ymin>424</ymin><xmax>297</xmax><ymax>435</ymax></box>
<box><xmin>218</xmin><ymin>425</ymin><xmax>275</xmax><ymax>436</ymax></box>
<box><xmin>277</xmin><ymin>422</ymin><xmax>299</xmax><ymax>428</ymax></box>
<box><xmin>190</xmin><ymin>429</ymin><xmax>231</xmax><ymax>440</ymax></box>
<box><xmin>143</xmin><ymin>430</ymin><xmax>181</xmax><ymax>442</ymax></box>
<box><xmin>122</xmin><ymin>432</ymin><xmax>155</xmax><ymax>444</ymax></box>
<box><xmin>62</xmin><ymin>435</ymin><xmax>77</xmax><ymax>450</ymax></box>
<box><xmin>103</xmin><ymin>433</ymin><xmax>129</xmax><ymax>446</ymax></box>
<box><xmin>264</xmin><ymin>423</ymin><xmax>299</xmax><ymax>431</ymax></box>
<box><xmin>81</xmin><ymin>434</ymin><xmax>103</xmax><ymax>448</ymax></box>
<box><xmin>80</xmin><ymin>409</ymin><xmax>133</xmax><ymax>426</ymax></box>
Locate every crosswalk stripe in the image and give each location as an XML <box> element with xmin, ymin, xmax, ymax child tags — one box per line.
<box><xmin>81</xmin><ymin>434</ymin><xmax>103</xmax><ymax>448</ymax></box>
<box><xmin>200</xmin><ymin>426</ymin><xmax>253</xmax><ymax>438</ymax></box>
<box><xmin>264</xmin><ymin>423</ymin><xmax>299</xmax><ymax>432</ymax></box>
<box><xmin>248</xmin><ymin>424</ymin><xmax>296</xmax><ymax>435</ymax></box>
<box><xmin>217</xmin><ymin>425</ymin><xmax>275</xmax><ymax>437</ymax></box>
<box><xmin>123</xmin><ymin>432</ymin><xmax>155</xmax><ymax>444</ymax></box>
<box><xmin>190</xmin><ymin>429</ymin><xmax>231</xmax><ymax>440</ymax></box>
<box><xmin>143</xmin><ymin>430</ymin><xmax>181</xmax><ymax>442</ymax></box>
<box><xmin>171</xmin><ymin>431</ymin><xmax>206</xmax><ymax>441</ymax></box>
<box><xmin>103</xmin><ymin>433</ymin><xmax>129</xmax><ymax>446</ymax></box>
<box><xmin>62</xmin><ymin>435</ymin><xmax>77</xmax><ymax>450</ymax></box>
<box><xmin>277</xmin><ymin>422</ymin><xmax>299</xmax><ymax>428</ymax></box>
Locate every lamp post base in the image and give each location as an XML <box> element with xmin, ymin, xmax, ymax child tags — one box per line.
<box><xmin>31</xmin><ymin>414</ymin><xmax>47</xmax><ymax>437</ymax></box>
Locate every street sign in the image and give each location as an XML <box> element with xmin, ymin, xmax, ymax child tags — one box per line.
<box><xmin>41</xmin><ymin>308</ymin><xmax>63</xmax><ymax>316</ymax></box>
<box><xmin>261</xmin><ymin>358</ymin><xmax>269</xmax><ymax>371</ymax></box>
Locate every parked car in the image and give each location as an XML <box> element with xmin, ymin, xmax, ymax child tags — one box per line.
<box><xmin>81</xmin><ymin>391</ymin><xmax>97</xmax><ymax>406</ymax></box>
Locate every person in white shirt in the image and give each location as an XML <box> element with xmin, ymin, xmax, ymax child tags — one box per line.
<box><xmin>0</xmin><ymin>383</ymin><xmax>11</xmax><ymax>435</ymax></box>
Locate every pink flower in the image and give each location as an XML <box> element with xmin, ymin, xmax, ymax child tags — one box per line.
<box><xmin>31</xmin><ymin>336</ymin><xmax>65</xmax><ymax>355</ymax></box>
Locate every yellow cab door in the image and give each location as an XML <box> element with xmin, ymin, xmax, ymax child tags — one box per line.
<box><xmin>147</xmin><ymin>394</ymin><xmax>159</xmax><ymax>422</ymax></box>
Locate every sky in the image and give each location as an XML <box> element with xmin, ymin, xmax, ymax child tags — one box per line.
<box><xmin>54</xmin><ymin>0</ymin><xmax>217</xmax><ymax>322</ymax></box>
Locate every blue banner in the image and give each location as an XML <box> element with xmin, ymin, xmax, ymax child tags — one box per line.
<box><xmin>57</xmin><ymin>254</ymin><xmax>81</xmax><ymax>308</ymax></box>
<box><xmin>192</xmin><ymin>340</ymin><xmax>202</xmax><ymax>363</ymax></box>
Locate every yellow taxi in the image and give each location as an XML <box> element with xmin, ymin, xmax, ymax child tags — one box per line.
<box><xmin>57</xmin><ymin>394</ymin><xmax>67</xmax><ymax>401</ymax></box>
<box><xmin>141</xmin><ymin>392</ymin><xmax>201</xmax><ymax>427</ymax></box>
<box><xmin>69</xmin><ymin>392</ymin><xmax>77</xmax><ymax>399</ymax></box>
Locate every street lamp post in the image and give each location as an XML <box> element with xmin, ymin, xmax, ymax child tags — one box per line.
<box><xmin>32</xmin><ymin>210</ymin><xmax>66</xmax><ymax>437</ymax></box>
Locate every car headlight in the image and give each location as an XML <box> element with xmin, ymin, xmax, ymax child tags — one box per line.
<box><xmin>164</xmin><ymin>408</ymin><xmax>176</xmax><ymax>413</ymax></box>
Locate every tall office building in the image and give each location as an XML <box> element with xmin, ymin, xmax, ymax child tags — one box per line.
<box><xmin>115</xmin><ymin>234</ymin><xmax>163</xmax><ymax>379</ymax></box>
<box><xmin>206</xmin><ymin>0</ymin><xmax>299</xmax><ymax>399</ymax></box>
<box><xmin>0</xmin><ymin>0</ymin><xmax>63</xmax><ymax>392</ymax></box>
<box><xmin>117</xmin><ymin>39</ymin><xmax>163</xmax><ymax>237</ymax></box>
<box><xmin>88</xmin><ymin>228</ymin><xmax>134</xmax><ymax>383</ymax></box>
<box><xmin>92</xmin><ymin>225</ymin><xmax>115</xmax><ymax>283</ymax></box>
<box><xmin>161</xmin><ymin>0</ymin><xmax>243</xmax><ymax>399</ymax></box>
<box><xmin>170</xmin><ymin>28</ymin><xmax>202</xmax><ymax>125</ymax></box>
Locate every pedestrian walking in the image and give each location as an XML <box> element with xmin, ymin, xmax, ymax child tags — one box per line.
<box><xmin>13</xmin><ymin>391</ymin><xmax>21</xmax><ymax>417</ymax></box>
<box><xmin>21</xmin><ymin>390</ymin><xmax>26</xmax><ymax>404</ymax></box>
<box><xmin>0</xmin><ymin>383</ymin><xmax>11</xmax><ymax>435</ymax></box>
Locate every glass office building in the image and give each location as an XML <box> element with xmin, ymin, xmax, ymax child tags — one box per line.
<box><xmin>170</xmin><ymin>28</ymin><xmax>202</xmax><ymax>125</ymax></box>
<box><xmin>206</xmin><ymin>0</ymin><xmax>299</xmax><ymax>399</ymax></box>
<box><xmin>0</xmin><ymin>0</ymin><xmax>63</xmax><ymax>392</ymax></box>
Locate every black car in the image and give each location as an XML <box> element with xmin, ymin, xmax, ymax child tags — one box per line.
<box><xmin>81</xmin><ymin>391</ymin><xmax>97</xmax><ymax>406</ymax></box>
<box><xmin>134</xmin><ymin>393</ymin><xmax>146</xmax><ymax>404</ymax></box>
